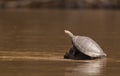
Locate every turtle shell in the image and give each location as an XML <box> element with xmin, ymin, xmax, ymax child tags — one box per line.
<box><xmin>72</xmin><ymin>36</ymin><xmax>106</xmax><ymax>57</ymax></box>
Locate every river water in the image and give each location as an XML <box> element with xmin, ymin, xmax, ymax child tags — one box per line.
<box><xmin>0</xmin><ymin>9</ymin><xmax>120</xmax><ymax>76</ymax></box>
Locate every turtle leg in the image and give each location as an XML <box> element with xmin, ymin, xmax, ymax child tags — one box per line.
<box><xmin>72</xmin><ymin>47</ymin><xmax>77</xmax><ymax>56</ymax></box>
<box><xmin>71</xmin><ymin>42</ymin><xmax>78</xmax><ymax>55</ymax></box>
<box><xmin>64</xmin><ymin>47</ymin><xmax>75</xmax><ymax>59</ymax></box>
<box><xmin>66</xmin><ymin>46</ymin><xmax>80</xmax><ymax>59</ymax></box>
<box><xmin>72</xmin><ymin>46</ymin><xmax>80</xmax><ymax>56</ymax></box>
<box><xmin>69</xmin><ymin>47</ymin><xmax>75</xmax><ymax>55</ymax></box>
<box><xmin>64</xmin><ymin>52</ymin><xmax>69</xmax><ymax>59</ymax></box>
<box><xmin>68</xmin><ymin>47</ymin><xmax>76</xmax><ymax>59</ymax></box>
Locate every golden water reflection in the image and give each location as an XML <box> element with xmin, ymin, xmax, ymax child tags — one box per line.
<box><xmin>65</xmin><ymin>59</ymin><xmax>106</xmax><ymax>76</ymax></box>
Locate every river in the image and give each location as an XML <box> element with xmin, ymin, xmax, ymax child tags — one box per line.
<box><xmin>0</xmin><ymin>9</ymin><xmax>120</xmax><ymax>76</ymax></box>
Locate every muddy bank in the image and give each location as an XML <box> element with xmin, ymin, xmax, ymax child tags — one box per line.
<box><xmin>0</xmin><ymin>0</ymin><xmax>120</xmax><ymax>9</ymax></box>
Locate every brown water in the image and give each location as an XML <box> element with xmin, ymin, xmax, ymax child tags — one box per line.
<box><xmin>0</xmin><ymin>9</ymin><xmax>120</xmax><ymax>76</ymax></box>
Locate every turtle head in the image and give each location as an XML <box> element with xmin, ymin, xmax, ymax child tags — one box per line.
<box><xmin>64</xmin><ymin>30</ymin><xmax>74</xmax><ymax>38</ymax></box>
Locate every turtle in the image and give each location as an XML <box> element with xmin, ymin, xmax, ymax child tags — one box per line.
<box><xmin>64</xmin><ymin>30</ymin><xmax>107</xmax><ymax>60</ymax></box>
